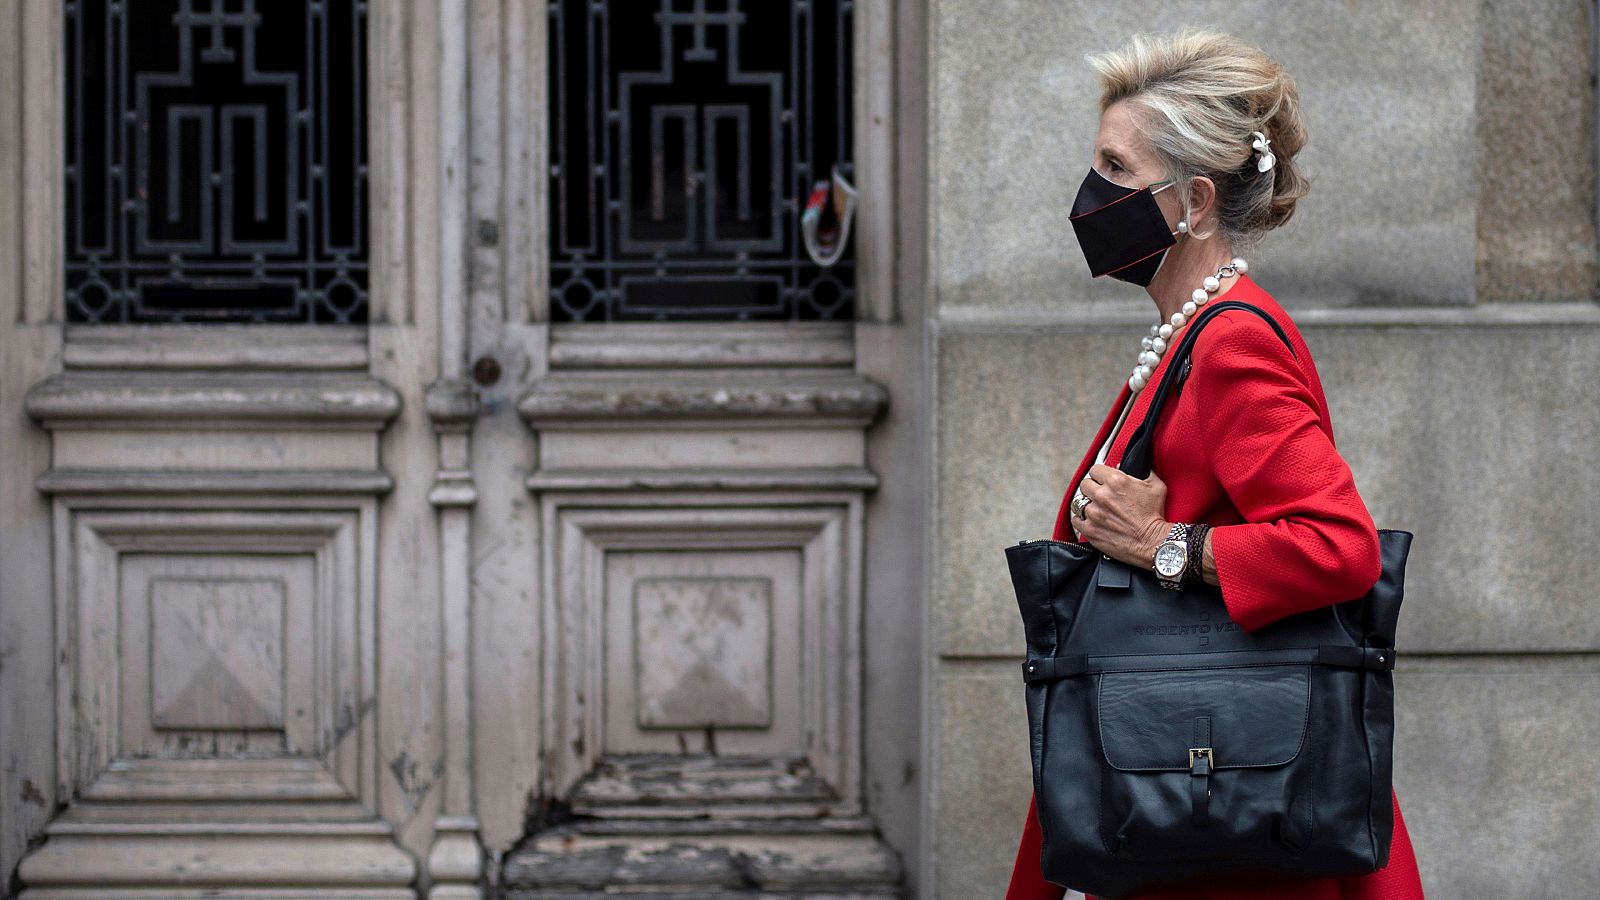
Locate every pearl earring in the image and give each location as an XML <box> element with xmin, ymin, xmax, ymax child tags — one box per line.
<box><xmin>1176</xmin><ymin>220</ymin><xmax>1189</xmax><ymax>234</ymax></box>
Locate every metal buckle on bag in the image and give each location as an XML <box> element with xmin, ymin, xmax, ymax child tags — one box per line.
<box><xmin>1189</xmin><ymin>746</ymin><xmax>1214</xmax><ymax>827</ymax></box>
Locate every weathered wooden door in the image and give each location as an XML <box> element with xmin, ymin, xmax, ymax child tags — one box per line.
<box><xmin>473</xmin><ymin>1</ymin><xmax>905</xmax><ymax>893</ymax></box>
<box><xmin>1</xmin><ymin>0</ymin><xmax>912</xmax><ymax>896</ymax></box>
<box><xmin>4</xmin><ymin>1</ymin><xmax>444</xmax><ymax>895</ymax></box>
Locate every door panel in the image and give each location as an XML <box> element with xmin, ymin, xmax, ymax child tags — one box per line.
<box><xmin>123</xmin><ymin>554</ymin><xmax>314</xmax><ymax>755</ymax></box>
<box><xmin>604</xmin><ymin>550</ymin><xmax>803</xmax><ymax>756</ymax></box>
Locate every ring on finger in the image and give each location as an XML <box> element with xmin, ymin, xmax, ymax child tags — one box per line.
<box><xmin>1071</xmin><ymin>492</ymin><xmax>1092</xmax><ymax>519</ymax></box>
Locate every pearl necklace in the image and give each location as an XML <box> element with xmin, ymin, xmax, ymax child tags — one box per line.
<box><xmin>1128</xmin><ymin>257</ymin><xmax>1249</xmax><ymax>393</ymax></box>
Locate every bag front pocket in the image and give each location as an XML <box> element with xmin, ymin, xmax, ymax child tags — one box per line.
<box><xmin>1094</xmin><ymin>662</ymin><xmax>1316</xmax><ymax>862</ymax></box>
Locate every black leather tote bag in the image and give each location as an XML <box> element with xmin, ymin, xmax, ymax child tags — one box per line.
<box><xmin>1005</xmin><ymin>300</ymin><xmax>1411</xmax><ymax>898</ymax></box>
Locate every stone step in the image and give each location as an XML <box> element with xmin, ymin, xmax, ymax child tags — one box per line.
<box><xmin>508</xmin><ymin>756</ymin><xmax>906</xmax><ymax>897</ymax></box>
<box><xmin>499</xmin><ymin>883</ymin><xmax>908</xmax><ymax>890</ymax></box>
<box><xmin>501</xmin><ymin>828</ymin><xmax>904</xmax><ymax>895</ymax></box>
<box><xmin>566</xmin><ymin>815</ymin><xmax>881</xmax><ymax>837</ymax></box>
<box><xmin>17</xmin><ymin>818</ymin><xmax>415</xmax><ymax>898</ymax></box>
<box><xmin>20</xmin><ymin>880</ymin><xmax>416</xmax><ymax>897</ymax></box>
<box><xmin>570</xmin><ymin>754</ymin><xmax>842</xmax><ymax>819</ymax></box>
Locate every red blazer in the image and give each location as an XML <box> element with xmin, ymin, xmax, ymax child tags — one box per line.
<box><xmin>1005</xmin><ymin>275</ymin><xmax>1425</xmax><ymax>900</ymax></box>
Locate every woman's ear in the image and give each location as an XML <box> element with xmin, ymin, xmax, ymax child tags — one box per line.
<box><xmin>1187</xmin><ymin>175</ymin><xmax>1219</xmax><ymax>239</ymax></box>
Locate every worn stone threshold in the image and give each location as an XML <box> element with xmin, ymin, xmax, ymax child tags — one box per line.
<box><xmin>503</xmin><ymin>828</ymin><xmax>904</xmax><ymax>897</ymax></box>
<box><xmin>502</xmin><ymin>883</ymin><xmax>902</xmax><ymax>890</ymax></box>
<box><xmin>502</xmin><ymin>755</ymin><xmax>904</xmax><ymax>898</ymax></box>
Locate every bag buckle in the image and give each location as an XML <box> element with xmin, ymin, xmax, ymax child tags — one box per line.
<box><xmin>1189</xmin><ymin>745</ymin><xmax>1213</xmax><ymax>828</ymax></box>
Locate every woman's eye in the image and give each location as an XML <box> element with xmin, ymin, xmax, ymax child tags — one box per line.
<box><xmin>1107</xmin><ymin>159</ymin><xmax>1124</xmax><ymax>172</ymax></box>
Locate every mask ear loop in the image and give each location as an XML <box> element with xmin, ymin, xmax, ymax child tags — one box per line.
<box><xmin>1147</xmin><ymin>179</ymin><xmax>1190</xmax><ymax>237</ymax></box>
<box><xmin>1139</xmin><ymin>178</ymin><xmax>1188</xmax><ymax>283</ymax></box>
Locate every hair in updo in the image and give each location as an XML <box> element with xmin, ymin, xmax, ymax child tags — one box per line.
<box><xmin>1087</xmin><ymin>29</ymin><xmax>1309</xmax><ymax>252</ymax></box>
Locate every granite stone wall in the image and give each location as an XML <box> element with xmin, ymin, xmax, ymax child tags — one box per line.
<box><xmin>925</xmin><ymin>2</ymin><xmax>1600</xmax><ymax>897</ymax></box>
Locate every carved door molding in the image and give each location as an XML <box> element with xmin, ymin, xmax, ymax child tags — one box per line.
<box><xmin>539</xmin><ymin>498</ymin><xmax>866</xmax><ymax>808</ymax></box>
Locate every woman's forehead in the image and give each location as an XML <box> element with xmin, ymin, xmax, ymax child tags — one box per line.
<box><xmin>1094</xmin><ymin>103</ymin><xmax>1148</xmax><ymax>157</ymax></box>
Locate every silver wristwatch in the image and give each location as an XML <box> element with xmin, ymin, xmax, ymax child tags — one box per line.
<box><xmin>1154</xmin><ymin>523</ymin><xmax>1191</xmax><ymax>590</ymax></box>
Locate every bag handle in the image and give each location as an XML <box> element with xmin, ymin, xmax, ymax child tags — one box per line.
<box><xmin>1117</xmin><ymin>300</ymin><xmax>1295</xmax><ymax>480</ymax></box>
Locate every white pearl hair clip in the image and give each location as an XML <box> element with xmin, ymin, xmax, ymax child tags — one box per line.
<box><xmin>1251</xmin><ymin>131</ymin><xmax>1275</xmax><ymax>173</ymax></box>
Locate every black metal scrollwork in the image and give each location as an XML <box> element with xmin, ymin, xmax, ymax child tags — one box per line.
<box><xmin>549</xmin><ymin>0</ymin><xmax>855</xmax><ymax>322</ymax></box>
<box><xmin>66</xmin><ymin>0</ymin><xmax>368</xmax><ymax>324</ymax></box>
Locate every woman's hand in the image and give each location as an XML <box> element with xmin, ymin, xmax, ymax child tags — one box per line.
<box><xmin>1072</xmin><ymin>464</ymin><xmax>1171</xmax><ymax>571</ymax></box>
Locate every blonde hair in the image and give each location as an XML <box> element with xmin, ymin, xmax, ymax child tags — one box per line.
<box><xmin>1088</xmin><ymin>29</ymin><xmax>1309</xmax><ymax>252</ymax></box>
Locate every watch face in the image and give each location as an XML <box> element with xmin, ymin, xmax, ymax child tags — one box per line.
<box><xmin>1155</xmin><ymin>541</ymin><xmax>1187</xmax><ymax>578</ymax></box>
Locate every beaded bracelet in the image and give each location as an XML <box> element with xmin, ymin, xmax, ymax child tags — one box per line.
<box><xmin>1183</xmin><ymin>523</ymin><xmax>1212</xmax><ymax>589</ymax></box>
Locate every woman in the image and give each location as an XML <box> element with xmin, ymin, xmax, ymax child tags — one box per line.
<box><xmin>1004</xmin><ymin>30</ymin><xmax>1426</xmax><ymax>900</ymax></box>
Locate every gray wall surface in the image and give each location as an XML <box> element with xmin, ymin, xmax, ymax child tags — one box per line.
<box><xmin>925</xmin><ymin>1</ymin><xmax>1600</xmax><ymax>897</ymax></box>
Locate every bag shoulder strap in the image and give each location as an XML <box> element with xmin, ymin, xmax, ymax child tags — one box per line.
<box><xmin>1117</xmin><ymin>299</ymin><xmax>1295</xmax><ymax>479</ymax></box>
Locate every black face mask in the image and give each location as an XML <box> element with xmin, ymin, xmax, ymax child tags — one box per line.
<box><xmin>1069</xmin><ymin>167</ymin><xmax>1182</xmax><ymax>286</ymax></box>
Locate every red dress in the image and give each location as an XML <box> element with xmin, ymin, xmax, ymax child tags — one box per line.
<box><xmin>1004</xmin><ymin>274</ymin><xmax>1425</xmax><ymax>900</ymax></box>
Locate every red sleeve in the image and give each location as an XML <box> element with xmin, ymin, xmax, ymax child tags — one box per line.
<box><xmin>1005</xmin><ymin>793</ymin><xmax>1067</xmax><ymax>900</ymax></box>
<box><xmin>1188</xmin><ymin>312</ymin><xmax>1381</xmax><ymax>632</ymax></box>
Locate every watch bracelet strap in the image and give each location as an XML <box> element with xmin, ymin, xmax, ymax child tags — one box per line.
<box><xmin>1158</xmin><ymin>522</ymin><xmax>1190</xmax><ymax>588</ymax></box>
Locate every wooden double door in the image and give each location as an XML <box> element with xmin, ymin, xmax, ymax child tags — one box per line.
<box><xmin>2</xmin><ymin>0</ymin><xmax>910</xmax><ymax>896</ymax></box>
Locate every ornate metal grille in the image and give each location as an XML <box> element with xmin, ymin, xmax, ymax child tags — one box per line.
<box><xmin>65</xmin><ymin>0</ymin><xmax>368</xmax><ymax>324</ymax></box>
<box><xmin>549</xmin><ymin>0</ymin><xmax>854</xmax><ymax>321</ymax></box>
